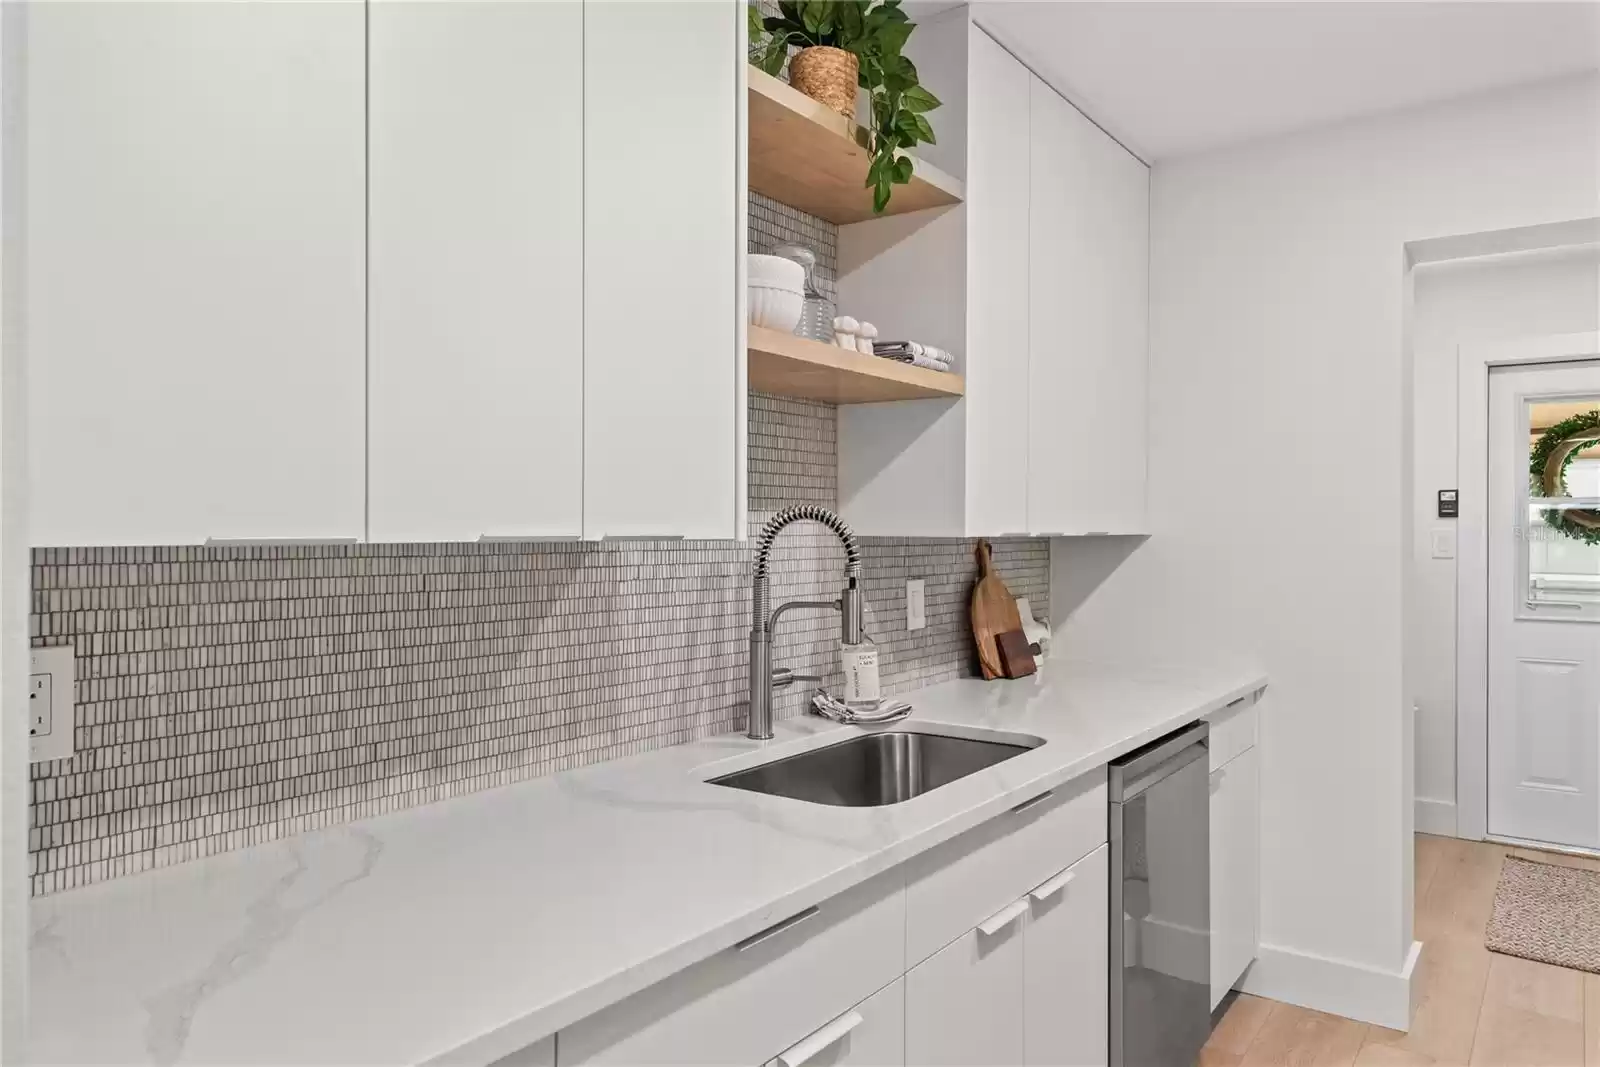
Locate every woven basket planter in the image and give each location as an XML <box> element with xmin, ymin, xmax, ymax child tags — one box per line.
<box><xmin>789</xmin><ymin>46</ymin><xmax>858</xmax><ymax>121</ymax></box>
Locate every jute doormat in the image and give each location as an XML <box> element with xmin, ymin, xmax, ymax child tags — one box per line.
<box><xmin>1485</xmin><ymin>855</ymin><xmax>1600</xmax><ymax>974</ymax></box>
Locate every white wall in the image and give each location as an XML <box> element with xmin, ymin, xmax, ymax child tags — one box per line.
<box><xmin>1053</xmin><ymin>73</ymin><xmax>1600</xmax><ymax>1027</ymax></box>
<box><xmin>1410</xmin><ymin>247</ymin><xmax>1600</xmax><ymax>835</ymax></box>
<box><xmin>0</xmin><ymin>1</ymin><xmax>24</xmax><ymax>1055</ymax></box>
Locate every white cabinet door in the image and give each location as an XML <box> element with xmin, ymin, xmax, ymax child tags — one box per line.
<box><xmin>905</xmin><ymin>906</ymin><xmax>1027</xmax><ymax>1067</ymax></box>
<box><xmin>764</xmin><ymin>979</ymin><xmax>904</xmax><ymax>1067</ymax></box>
<box><xmin>1026</xmin><ymin>76</ymin><xmax>1149</xmax><ymax>536</ymax></box>
<box><xmin>1210</xmin><ymin>746</ymin><xmax>1261</xmax><ymax>1008</ymax></box>
<box><xmin>963</xmin><ymin>27</ymin><xmax>1031</xmax><ymax>536</ymax></box>
<box><xmin>1025</xmin><ymin>844</ymin><xmax>1109</xmax><ymax>1067</ymax></box>
<box><xmin>582</xmin><ymin>1</ymin><xmax>744</xmax><ymax>540</ymax></box>
<box><xmin>26</xmin><ymin>1</ymin><xmax>366</xmax><ymax>546</ymax></box>
<box><xmin>368</xmin><ymin>0</ymin><xmax>584</xmax><ymax>542</ymax></box>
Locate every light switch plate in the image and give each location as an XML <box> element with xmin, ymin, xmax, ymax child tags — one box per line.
<box><xmin>1431</xmin><ymin>528</ymin><xmax>1456</xmax><ymax>560</ymax></box>
<box><xmin>906</xmin><ymin>579</ymin><xmax>926</xmax><ymax>631</ymax></box>
<box><xmin>29</xmin><ymin>646</ymin><xmax>75</xmax><ymax>763</ymax></box>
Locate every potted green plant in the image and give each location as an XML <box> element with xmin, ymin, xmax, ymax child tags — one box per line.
<box><xmin>750</xmin><ymin>0</ymin><xmax>942</xmax><ymax>214</ymax></box>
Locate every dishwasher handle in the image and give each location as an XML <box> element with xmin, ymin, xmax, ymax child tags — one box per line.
<box><xmin>1109</xmin><ymin>721</ymin><xmax>1210</xmax><ymax>802</ymax></box>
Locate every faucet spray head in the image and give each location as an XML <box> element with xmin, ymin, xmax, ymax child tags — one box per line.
<box><xmin>841</xmin><ymin>579</ymin><xmax>864</xmax><ymax>645</ymax></box>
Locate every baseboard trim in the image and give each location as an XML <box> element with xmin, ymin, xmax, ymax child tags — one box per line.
<box><xmin>1415</xmin><ymin>797</ymin><xmax>1458</xmax><ymax>837</ymax></box>
<box><xmin>1237</xmin><ymin>940</ymin><xmax>1422</xmax><ymax>1030</ymax></box>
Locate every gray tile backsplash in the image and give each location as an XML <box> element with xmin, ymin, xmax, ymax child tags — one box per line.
<box><xmin>27</xmin><ymin>193</ymin><xmax>1048</xmax><ymax>896</ymax></box>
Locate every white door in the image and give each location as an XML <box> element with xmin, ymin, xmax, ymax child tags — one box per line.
<box><xmin>1026</xmin><ymin>75</ymin><xmax>1149</xmax><ymax>536</ymax></box>
<box><xmin>26</xmin><ymin>0</ymin><xmax>366</xmax><ymax>545</ymax></box>
<box><xmin>582</xmin><ymin>1</ymin><xmax>744</xmax><ymax>540</ymax></box>
<box><xmin>963</xmin><ymin>26</ymin><xmax>1031</xmax><ymax>536</ymax></box>
<box><xmin>368</xmin><ymin>0</ymin><xmax>585</xmax><ymax>543</ymax></box>
<box><xmin>1023</xmin><ymin>844</ymin><xmax>1109</xmax><ymax>1067</ymax></box>
<box><xmin>904</xmin><ymin>916</ymin><xmax>1026</xmax><ymax>1066</ymax></box>
<box><xmin>1489</xmin><ymin>361</ymin><xmax>1600</xmax><ymax>849</ymax></box>
<box><xmin>1209</xmin><ymin>747</ymin><xmax>1260</xmax><ymax>1007</ymax></box>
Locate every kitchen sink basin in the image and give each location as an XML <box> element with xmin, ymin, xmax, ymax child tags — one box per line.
<box><xmin>708</xmin><ymin>730</ymin><xmax>1041</xmax><ymax>807</ymax></box>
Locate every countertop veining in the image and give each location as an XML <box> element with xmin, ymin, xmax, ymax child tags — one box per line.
<box><xmin>28</xmin><ymin>657</ymin><xmax>1266</xmax><ymax>1067</ymax></box>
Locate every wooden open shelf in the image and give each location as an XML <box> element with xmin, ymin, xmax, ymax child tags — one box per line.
<box><xmin>748</xmin><ymin>325</ymin><xmax>964</xmax><ymax>404</ymax></box>
<box><xmin>748</xmin><ymin>66</ymin><xmax>963</xmax><ymax>224</ymax></box>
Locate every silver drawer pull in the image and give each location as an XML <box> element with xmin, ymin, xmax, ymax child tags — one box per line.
<box><xmin>1528</xmin><ymin>599</ymin><xmax>1586</xmax><ymax>609</ymax></box>
<box><xmin>478</xmin><ymin>533</ymin><xmax>580</xmax><ymax>543</ymax></box>
<box><xmin>1010</xmin><ymin>789</ymin><xmax>1055</xmax><ymax>815</ymax></box>
<box><xmin>977</xmin><ymin>898</ymin><xmax>1029</xmax><ymax>936</ymax></box>
<box><xmin>1030</xmin><ymin>868</ymin><xmax>1076</xmax><ymax>902</ymax></box>
<box><xmin>776</xmin><ymin>1010</ymin><xmax>865</xmax><ymax>1067</ymax></box>
<box><xmin>205</xmin><ymin>536</ymin><xmax>358</xmax><ymax>546</ymax></box>
<box><xmin>737</xmin><ymin>905</ymin><xmax>819</xmax><ymax>951</ymax></box>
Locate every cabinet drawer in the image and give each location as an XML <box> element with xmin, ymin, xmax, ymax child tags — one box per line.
<box><xmin>763</xmin><ymin>978</ymin><xmax>904</xmax><ymax>1067</ymax></box>
<box><xmin>1208</xmin><ymin>693</ymin><xmax>1259</xmax><ymax>771</ymax></box>
<box><xmin>904</xmin><ymin>768</ymin><xmax>1106</xmax><ymax>967</ymax></box>
<box><xmin>557</xmin><ymin>869</ymin><xmax>904</xmax><ymax>1066</ymax></box>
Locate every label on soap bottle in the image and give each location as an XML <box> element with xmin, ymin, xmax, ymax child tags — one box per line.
<box><xmin>841</xmin><ymin>641</ymin><xmax>881</xmax><ymax>704</ymax></box>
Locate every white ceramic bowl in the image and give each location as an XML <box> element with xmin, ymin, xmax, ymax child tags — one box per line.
<box><xmin>749</xmin><ymin>284</ymin><xmax>804</xmax><ymax>332</ymax></box>
<box><xmin>748</xmin><ymin>254</ymin><xmax>806</xmax><ymax>289</ymax></box>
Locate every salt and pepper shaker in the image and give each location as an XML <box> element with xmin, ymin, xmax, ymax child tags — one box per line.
<box><xmin>856</xmin><ymin>322</ymin><xmax>878</xmax><ymax>355</ymax></box>
<box><xmin>833</xmin><ymin>316</ymin><xmax>860</xmax><ymax>351</ymax></box>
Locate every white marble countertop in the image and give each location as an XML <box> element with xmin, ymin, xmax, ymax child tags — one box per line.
<box><xmin>29</xmin><ymin>657</ymin><xmax>1266</xmax><ymax>1067</ymax></box>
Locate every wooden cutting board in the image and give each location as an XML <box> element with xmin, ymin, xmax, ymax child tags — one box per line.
<box><xmin>971</xmin><ymin>539</ymin><xmax>1023</xmax><ymax>680</ymax></box>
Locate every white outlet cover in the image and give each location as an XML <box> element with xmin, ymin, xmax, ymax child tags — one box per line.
<box><xmin>906</xmin><ymin>578</ymin><xmax>927</xmax><ymax>631</ymax></box>
<box><xmin>1431</xmin><ymin>528</ymin><xmax>1456</xmax><ymax>560</ymax></box>
<box><xmin>29</xmin><ymin>646</ymin><xmax>75</xmax><ymax>763</ymax></box>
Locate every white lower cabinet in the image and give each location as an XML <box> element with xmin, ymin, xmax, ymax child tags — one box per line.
<box><xmin>1025</xmin><ymin>845</ymin><xmax>1110</xmax><ymax>1067</ymax></box>
<box><xmin>554</xmin><ymin>771</ymin><xmax>1113</xmax><ymax>1067</ymax></box>
<box><xmin>765</xmin><ymin>978</ymin><xmax>905</xmax><ymax>1067</ymax></box>
<box><xmin>904</xmin><ymin>842</ymin><xmax>1110</xmax><ymax>1067</ymax></box>
<box><xmin>905</xmin><ymin>909</ymin><xmax>1027</xmax><ymax>1067</ymax></box>
<box><xmin>556</xmin><ymin>871</ymin><xmax>904</xmax><ymax>1066</ymax></box>
<box><xmin>1210</xmin><ymin>744</ymin><xmax>1261</xmax><ymax>1007</ymax></box>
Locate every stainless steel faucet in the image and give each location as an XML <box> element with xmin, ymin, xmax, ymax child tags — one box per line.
<box><xmin>748</xmin><ymin>506</ymin><xmax>863</xmax><ymax>740</ymax></box>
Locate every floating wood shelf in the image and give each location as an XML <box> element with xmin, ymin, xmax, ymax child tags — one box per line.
<box><xmin>748</xmin><ymin>66</ymin><xmax>963</xmax><ymax>224</ymax></box>
<box><xmin>748</xmin><ymin>325</ymin><xmax>964</xmax><ymax>404</ymax></box>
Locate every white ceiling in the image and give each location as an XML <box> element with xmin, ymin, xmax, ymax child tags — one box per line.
<box><xmin>971</xmin><ymin>1</ymin><xmax>1600</xmax><ymax>161</ymax></box>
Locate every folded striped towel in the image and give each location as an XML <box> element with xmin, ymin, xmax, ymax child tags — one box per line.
<box><xmin>874</xmin><ymin>341</ymin><xmax>955</xmax><ymax>369</ymax></box>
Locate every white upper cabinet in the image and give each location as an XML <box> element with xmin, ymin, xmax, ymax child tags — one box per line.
<box><xmin>368</xmin><ymin>0</ymin><xmax>584</xmax><ymax>543</ymax></box>
<box><xmin>582</xmin><ymin>1</ymin><xmax>746</xmax><ymax>540</ymax></box>
<box><xmin>26</xmin><ymin>1</ymin><xmax>366</xmax><ymax>546</ymax></box>
<box><xmin>963</xmin><ymin>28</ymin><xmax>1033</xmax><ymax>537</ymax></box>
<box><xmin>1028</xmin><ymin>76</ymin><xmax>1150</xmax><ymax>536</ymax></box>
<box><xmin>839</xmin><ymin>12</ymin><xmax>1147</xmax><ymax>537</ymax></box>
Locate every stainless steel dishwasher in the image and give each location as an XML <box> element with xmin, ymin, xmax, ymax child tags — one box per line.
<box><xmin>1110</xmin><ymin>721</ymin><xmax>1211</xmax><ymax>1067</ymax></box>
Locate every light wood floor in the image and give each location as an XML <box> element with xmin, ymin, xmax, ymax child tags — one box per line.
<box><xmin>1200</xmin><ymin>834</ymin><xmax>1600</xmax><ymax>1067</ymax></box>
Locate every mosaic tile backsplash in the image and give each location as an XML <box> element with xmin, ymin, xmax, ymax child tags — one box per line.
<box><xmin>27</xmin><ymin>194</ymin><xmax>1048</xmax><ymax>896</ymax></box>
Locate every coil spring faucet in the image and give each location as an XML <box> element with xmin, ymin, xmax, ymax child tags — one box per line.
<box><xmin>748</xmin><ymin>506</ymin><xmax>864</xmax><ymax>740</ymax></box>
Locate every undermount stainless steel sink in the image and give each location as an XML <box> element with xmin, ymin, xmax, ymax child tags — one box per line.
<box><xmin>708</xmin><ymin>730</ymin><xmax>1041</xmax><ymax>807</ymax></box>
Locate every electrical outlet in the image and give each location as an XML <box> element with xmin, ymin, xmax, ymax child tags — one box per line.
<box><xmin>29</xmin><ymin>674</ymin><xmax>51</xmax><ymax>735</ymax></box>
<box><xmin>29</xmin><ymin>646</ymin><xmax>75</xmax><ymax>763</ymax></box>
<box><xmin>906</xmin><ymin>579</ymin><xmax>926</xmax><ymax>631</ymax></box>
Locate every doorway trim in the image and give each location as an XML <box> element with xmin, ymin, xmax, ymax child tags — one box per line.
<box><xmin>1456</xmin><ymin>331</ymin><xmax>1600</xmax><ymax>842</ymax></box>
